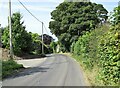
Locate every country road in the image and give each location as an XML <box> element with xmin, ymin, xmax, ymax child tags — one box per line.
<box><xmin>2</xmin><ymin>54</ymin><xmax>88</xmax><ymax>86</ymax></box>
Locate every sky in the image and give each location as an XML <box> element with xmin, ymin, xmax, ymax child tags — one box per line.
<box><xmin>0</xmin><ymin>0</ymin><xmax>119</xmax><ymax>41</ymax></box>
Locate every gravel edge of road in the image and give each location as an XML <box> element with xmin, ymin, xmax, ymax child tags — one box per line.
<box><xmin>62</xmin><ymin>53</ymin><xmax>91</xmax><ymax>86</ymax></box>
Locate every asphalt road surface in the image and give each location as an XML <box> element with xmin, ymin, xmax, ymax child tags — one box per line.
<box><xmin>2</xmin><ymin>54</ymin><xmax>87</xmax><ymax>86</ymax></box>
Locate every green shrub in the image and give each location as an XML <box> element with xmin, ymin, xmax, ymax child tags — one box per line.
<box><xmin>72</xmin><ymin>24</ymin><xmax>120</xmax><ymax>85</ymax></box>
<box><xmin>70</xmin><ymin>42</ymin><xmax>76</xmax><ymax>53</ymax></box>
<box><xmin>98</xmin><ymin>24</ymin><xmax>120</xmax><ymax>86</ymax></box>
<box><xmin>73</xmin><ymin>25</ymin><xmax>108</xmax><ymax>70</ymax></box>
<box><xmin>0</xmin><ymin>60</ymin><xmax>2</xmax><ymax>80</ymax></box>
<box><xmin>2</xmin><ymin>60</ymin><xmax>23</xmax><ymax>79</ymax></box>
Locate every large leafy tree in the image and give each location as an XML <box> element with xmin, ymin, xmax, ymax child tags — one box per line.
<box><xmin>49</xmin><ymin>1</ymin><xmax>108</xmax><ymax>51</ymax></box>
<box><xmin>40</xmin><ymin>34</ymin><xmax>54</xmax><ymax>45</ymax></box>
<box><xmin>110</xmin><ymin>5</ymin><xmax>120</xmax><ymax>25</ymax></box>
<box><xmin>2</xmin><ymin>12</ymin><xmax>32</xmax><ymax>55</ymax></box>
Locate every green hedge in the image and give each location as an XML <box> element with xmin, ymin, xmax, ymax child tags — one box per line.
<box><xmin>98</xmin><ymin>24</ymin><xmax>120</xmax><ymax>85</ymax></box>
<box><xmin>0</xmin><ymin>60</ymin><xmax>2</xmax><ymax>80</ymax></box>
<box><xmin>73</xmin><ymin>24</ymin><xmax>120</xmax><ymax>86</ymax></box>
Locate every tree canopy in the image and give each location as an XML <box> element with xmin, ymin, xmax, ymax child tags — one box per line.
<box><xmin>49</xmin><ymin>1</ymin><xmax>108</xmax><ymax>51</ymax></box>
<box><xmin>2</xmin><ymin>12</ymin><xmax>33</xmax><ymax>55</ymax></box>
<box><xmin>110</xmin><ymin>6</ymin><xmax>120</xmax><ymax>25</ymax></box>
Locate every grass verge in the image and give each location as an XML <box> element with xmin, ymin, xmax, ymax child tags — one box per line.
<box><xmin>70</xmin><ymin>54</ymin><xmax>100</xmax><ymax>86</ymax></box>
<box><xmin>0</xmin><ymin>60</ymin><xmax>2</xmax><ymax>80</ymax></box>
<box><xmin>2</xmin><ymin>59</ymin><xmax>24</xmax><ymax>79</ymax></box>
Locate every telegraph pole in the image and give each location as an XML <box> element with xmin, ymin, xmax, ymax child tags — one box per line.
<box><xmin>42</xmin><ymin>22</ymin><xmax>44</xmax><ymax>54</ymax></box>
<box><xmin>0</xmin><ymin>24</ymin><xmax>1</xmax><ymax>47</ymax></box>
<box><xmin>9</xmin><ymin>0</ymin><xmax>13</xmax><ymax>59</ymax></box>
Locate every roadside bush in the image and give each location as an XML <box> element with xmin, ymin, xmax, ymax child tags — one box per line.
<box><xmin>72</xmin><ymin>24</ymin><xmax>120</xmax><ymax>85</ymax></box>
<box><xmin>50</xmin><ymin>41</ymin><xmax>57</xmax><ymax>53</ymax></box>
<box><xmin>0</xmin><ymin>60</ymin><xmax>2</xmax><ymax>80</ymax></box>
<box><xmin>98</xmin><ymin>24</ymin><xmax>120</xmax><ymax>85</ymax></box>
<box><xmin>73</xmin><ymin>25</ymin><xmax>108</xmax><ymax>70</ymax></box>
<box><xmin>2</xmin><ymin>60</ymin><xmax>23</xmax><ymax>79</ymax></box>
<box><xmin>70</xmin><ymin>42</ymin><xmax>76</xmax><ymax>53</ymax></box>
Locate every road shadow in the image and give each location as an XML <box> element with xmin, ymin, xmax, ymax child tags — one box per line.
<box><xmin>13</xmin><ymin>59</ymin><xmax>68</xmax><ymax>79</ymax></box>
<box><xmin>4</xmin><ymin>66</ymin><xmax>50</xmax><ymax>80</ymax></box>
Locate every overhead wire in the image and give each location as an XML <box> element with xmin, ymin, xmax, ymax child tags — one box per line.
<box><xmin>18</xmin><ymin>0</ymin><xmax>50</xmax><ymax>35</ymax></box>
<box><xmin>17</xmin><ymin>0</ymin><xmax>42</xmax><ymax>23</ymax></box>
<box><xmin>43</xmin><ymin>23</ymin><xmax>50</xmax><ymax>35</ymax></box>
<box><xmin>17</xmin><ymin>0</ymin><xmax>50</xmax><ymax>48</ymax></box>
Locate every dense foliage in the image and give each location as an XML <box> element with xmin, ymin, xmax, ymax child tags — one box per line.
<box><xmin>98</xmin><ymin>5</ymin><xmax>120</xmax><ymax>85</ymax></box>
<box><xmin>49</xmin><ymin>1</ymin><xmax>108</xmax><ymax>51</ymax></box>
<box><xmin>50</xmin><ymin>41</ymin><xmax>57</xmax><ymax>53</ymax></box>
<box><xmin>110</xmin><ymin>6</ymin><xmax>120</xmax><ymax>25</ymax></box>
<box><xmin>98</xmin><ymin>24</ymin><xmax>120</xmax><ymax>85</ymax></box>
<box><xmin>73</xmin><ymin>24</ymin><xmax>120</xmax><ymax>85</ymax></box>
<box><xmin>2</xmin><ymin>12</ymin><xmax>33</xmax><ymax>55</ymax></box>
<box><xmin>73</xmin><ymin>25</ymin><xmax>108</xmax><ymax>69</ymax></box>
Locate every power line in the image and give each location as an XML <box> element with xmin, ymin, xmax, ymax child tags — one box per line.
<box><xmin>18</xmin><ymin>0</ymin><xmax>50</xmax><ymax>36</ymax></box>
<box><xmin>17</xmin><ymin>0</ymin><xmax>42</xmax><ymax>23</ymax></box>
<box><xmin>17</xmin><ymin>0</ymin><xmax>49</xmax><ymax>51</ymax></box>
<box><xmin>43</xmin><ymin>23</ymin><xmax>50</xmax><ymax>35</ymax></box>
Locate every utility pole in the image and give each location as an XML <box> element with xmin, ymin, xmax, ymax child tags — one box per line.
<box><xmin>42</xmin><ymin>22</ymin><xmax>44</xmax><ymax>54</ymax></box>
<box><xmin>9</xmin><ymin>0</ymin><xmax>13</xmax><ymax>59</ymax></box>
<box><xmin>0</xmin><ymin>24</ymin><xmax>1</xmax><ymax>47</ymax></box>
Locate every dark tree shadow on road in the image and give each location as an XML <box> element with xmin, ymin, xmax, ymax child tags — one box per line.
<box><xmin>4</xmin><ymin>66</ymin><xmax>50</xmax><ymax>80</ymax></box>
